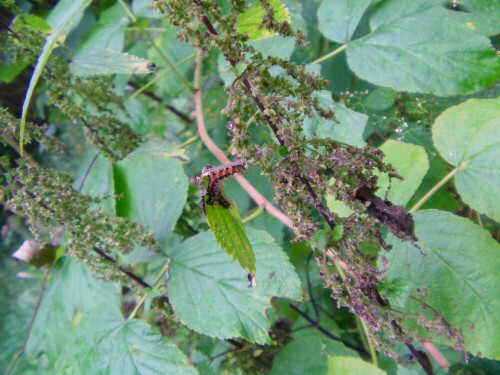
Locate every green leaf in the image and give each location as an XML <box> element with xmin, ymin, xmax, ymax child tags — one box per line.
<box><xmin>0</xmin><ymin>61</ymin><xmax>28</xmax><ymax>84</ymax></box>
<box><xmin>15</xmin><ymin>14</ymin><xmax>52</xmax><ymax>33</ymax></box>
<box><xmin>303</xmin><ymin>91</ymin><xmax>367</xmax><ymax>147</ymax></box>
<box><xmin>375</xmin><ymin>140</ymin><xmax>429</xmax><ymax>206</ymax></box>
<box><xmin>205</xmin><ymin>201</ymin><xmax>256</xmax><ymax>275</ymax></box>
<box><xmin>19</xmin><ymin>0</ymin><xmax>92</xmax><ymax>154</ymax></box>
<box><xmin>269</xmin><ymin>336</ymin><xmax>329</xmax><ymax>375</ymax></box>
<box><xmin>384</xmin><ymin>210</ymin><xmax>500</xmax><ymax>359</ymax></box>
<box><xmin>327</xmin><ymin>356</ymin><xmax>386</xmax><ymax>375</ymax></box>
<box><xmin>76</xmin><ymin>2</ymin><xmax>128</xmax><ymax>54</ymax></box>
<box><xmin>74</xmin><ymin>151</ymin><xmax>115</xmax><ymax>214</ymax></box>
<box><xmin>132</xmin><ymin>0</ymin><xmax>161</xmax><ymax>19</ymax></box>
<box><xmin>459</xmin><ymin>0</ymin><xmax>500</xmax><ymax>36</ymax></box>
<box><xmin>166</xmin><ymin>228</ymin><xmax>302</xmax><ymax>344</ymax></box>
<box><xmin>432</xmin><ymin>98</ymin><xmax>500</xmax><ymax>221</ymax></box>
<box><xmin>318</xmin><ymin>0</ymin><xmax>371</xmax><ymax>43</ymax></box>
<box><xmin>237</xmin><ymin>0</ymin><xmax>290</xmax><ymax>40</ymax></box>
<box><xmin>71</xmin><ymin>48</ymin><xmax>154</xmax><ymax>76</ymax></box>
<box><xmin>114</xmin><ymin>141</ymin><xmax>189</xmax><ymax>244</ymax></box>
<box><xmin>346</xmin><ymin>0</ymin><xmax>499</xmax><ymax>95</ymax></box>
<box><xmin>362</xmin><ymin>87</ymin><xmax>397</xmax><ymax>111</ymax></box>
<box><xmin>269</xmin><ymin>330</ymin><xmax>359</xmax><ymax>375</ymax></box>
<box><xmin>59</xmin><ymin>305</ymin><xmax>197</xmax><ymax>375</ymax></box>
<box><xmin>26</xmin><ymin>257</ymin><xmax>121</xmax><ymax>360</ymax></box>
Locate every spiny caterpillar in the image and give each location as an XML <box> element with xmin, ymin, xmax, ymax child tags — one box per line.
<box><xmin>196</xmin><ymin>160</ymin><xmax>248</xmax><ymax>212</ymax></box>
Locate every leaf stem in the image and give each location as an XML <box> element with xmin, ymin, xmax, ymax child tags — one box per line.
<box><xmin>118</xmin><ymin>0</ymin><xmax>193</xmax><ymax>91</ymax></box>
<box><xmin>194</xmin><ymin>52</ymin><xmax>293</xmax><ymax>229</ymax></box>
<box><xmin>177</xmin><ymin>135</ymin><xmax>199</xmax><ymax>149</ymax></box>
<box><xmin>409</xmin><ymin>160</ymin><xmax>470</xmax><ymax>213</ymax></box>
<box><xmin>127</xmin><ymin>260</ymin><xmax>170</xmax><ymax>320</ymax></box>
<box><xmin>311</xmin><ymin>43</ymin><xmax>348</xmax><ymax>65</ymax></box>
<box><xmin>129</xmin><ymin>53</ymin><xmax>196</xmax><ymax>99</ymax></box>
<box><xmin>242</xmin><ymin>208</ymin><xmax>264</xmax><ymax>223</ymax></box>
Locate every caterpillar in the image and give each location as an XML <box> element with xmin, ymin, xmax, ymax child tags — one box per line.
<box><xmin>197</xmin><ymin>160</ymin><xmax>248</xmax><ymax>210</ymax></box>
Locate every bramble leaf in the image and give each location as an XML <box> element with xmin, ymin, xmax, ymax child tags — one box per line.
<box><xmin>318</xmin><ymin>0</ymin><xmax>371</xmax><ymax>43</ymax></box>
<box><xmin>433</xmin><ymin>98</ymin><xmax>500</xmax><ymax>221</ymax></box>
<box><xmin>166</xmin><ymin>228</ymin><xmax>302</xmax><ymax>344</ymax></box>
<box><xmin>114</xmin><ymin>141</ymin><xmax>188</xmax><ymax>245</ymax></box>
<box><xmin>327</xmin><ymin>356</ymin><xmax>386</xmax><ymax>375</ymax></box>
<box><xmin>345</xmin><ymin>0</ymin><xmax>499</xmax><ymax>95</ymax></box>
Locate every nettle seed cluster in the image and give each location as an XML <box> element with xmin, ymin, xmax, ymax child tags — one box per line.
<box><xmin>157</xmin><ymin>0</ymin><xmax>464</xmax><ymax>361</ymax></box>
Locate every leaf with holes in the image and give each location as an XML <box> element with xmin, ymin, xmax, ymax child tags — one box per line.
<box><xmin>384</xmin><ymin>210</ymin><xmax>500</xmax><ymax>359</ymax></box>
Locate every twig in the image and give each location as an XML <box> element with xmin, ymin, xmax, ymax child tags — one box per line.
<box><xmin>422</xmin><ymin>342</ymin><xmax>450</xmax><ymax>372</ymax></box>
<box><xmin>93</xmin><ymin>246</ymin><xmax>152</xmax><ymax>289</ymax></box>
<box><xmin>77</xmin><ymin>152</ymin><xmax>99</xmax><ymax>192</ymax></box>
<box><xmin>289</xmin><ymin>303</ymin><xmax>368</xmax><ymax>357</ymax></box>
<box><xmin>6</xmin><ymin>266</ymin><xmax>50</xmax><ymax>375</ymax></box>
<box><xmin>193</xmin><ymin>52</ymin><xmax>292</xmax><ymax>229</ymax></box>
<box><xmin>127</xmin><ymin>260</ymin><xmax>170</xmax><ymax>320</ymax></box>
<box><xmin>409</xmin><ymin>161</ymin><xmax>469</xmax><ymax>213</ymax></box>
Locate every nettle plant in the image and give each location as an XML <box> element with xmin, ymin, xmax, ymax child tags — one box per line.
<box><xmin>0</xmin><ymin>0</ymin><xmax>499</xmax><ymax>374</ymax></box>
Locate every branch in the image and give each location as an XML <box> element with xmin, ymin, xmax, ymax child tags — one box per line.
<box><xmin>289</xmin><ymin>303</ymin><xmax>369</xmax><ymax>357</ymax></box>
<box><xmin>193</xmin><ymin>52</ymin><xmax>292</xmax><ymax>229</ymax></box>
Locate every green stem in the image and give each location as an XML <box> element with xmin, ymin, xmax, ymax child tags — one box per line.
<box><xmin>311</xmin><ymin>44</ymin><xmax>347</xmax><ymax>65</ymax></box>
<box><xmin>177</xmin><ymin>135</ymin><xmax>199</xmax><ymax>149</ymax></box>
<box><xmin>127</xmin><ymin>260</ymin><xmax>170</xmax><ymax>320</ymax></box>
<box><xmin>118</xmin><ymin>0</ymin><xmax>194</xmax><ymax>91</ymax></box>
<box><xmin>242</xmin><ymin>208</ymin><xmax>264</xmax><ymax>223</ymax></box>
<box><xmin>130</xmin><ymin>53</ymin><xmax>196</xmax><ymax>99</ymax></box>
<box><xmin>409</xmin><ymin>160</ymin><xmax>470</xmax><ymax>213</ymax></box>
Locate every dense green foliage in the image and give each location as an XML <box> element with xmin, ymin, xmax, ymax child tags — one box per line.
<box><xmin>0</xmin><ymin>1</ymin><xmax>498</xmax><ymax>374</ymax></box>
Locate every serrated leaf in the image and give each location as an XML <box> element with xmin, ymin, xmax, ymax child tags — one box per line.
<box><xmin>205</xmin><ymin>202</ymin><xmax>256</xmax><ymax>275</ymax></box>
<box><xmin>237</xmin><ymin>0</ymin><xmax>290</xmax><ymax>40</ymax></box>
<box><xmin>346</xmin><ymin>0</ymin><xmax>499</xmax><ymax>95</ymax></box>
<box><xmin>74</xmin><ymin>151</ymin><xmax>115</xmax><ymax>214</ymax></box>
<box><xmin>384</xmin><ymin>210</ymin><xmax>500</xmax><ymax>359</ymax></box>
<box><xmin>114</xmin><ymin>141</ymin><xmax>188</xmax><ymax>245</ymax></box>
<box><xmin>71</xmin><ymin>48</ymin><xmax>154</xmax><ymax>76</ymax></box>
<box><xmin>318</xmin><ymin>0</ymin><xmax>371</xmax><ymax>43</ymax></box>
<box><xmin>19</xmin><ymin>0</ymin><xmax>91</xmax><ymax>154</ymax></box>
<box><xmin>166</xmin><ymin>228</ymin><xmax>302</xmax><ymax>344</ymax></box>
<box><xmin>375</xmin><ymin>140</ymin><xmax>429</xmax><ymax>206</ymax></box>
<box><xmin>327</xmin><ymin>356</ymin><xmax>386</xmax><ymax>375</ymax></box>
<box><xmin>77</xmin><ymin>2</ymin><xmax>128</xmax><ymax>54</ymax></box>
<box><xmin>59</xmin><ymin>305</ymin><xmax>197</xmax><ymax>375</ymax></box>
<box><xmin>270</xmin><ymin>336</ymin><xmax>329</xmax><ymax>375</ymax></box>
<box><xmin>270</xmin><ymin>330</ymin><xmax>359</xmax><ymax>375</ymax></box>
<box><xmin>302</xmin><ymin>90</ymin><xmax>367</xmax><ymax>147</ymax></box>
<box><xmin>26</xmin><ymin>257</ymin><xmax>121</xmax><ymax>360</ymax></box>
<box><xmin>132</xmin><ymin>0</ymin><xmax>161</xmax><ymax>19</ymax></box>
<box><xmin>432</xmin><ymin>98</ymin><xmax>500</xmax><ymax>221</ymax></box>
<box><xmin>459</xmin><ymin>0</ymin><xmax>500</xmax><ymax>36</ymax></box>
